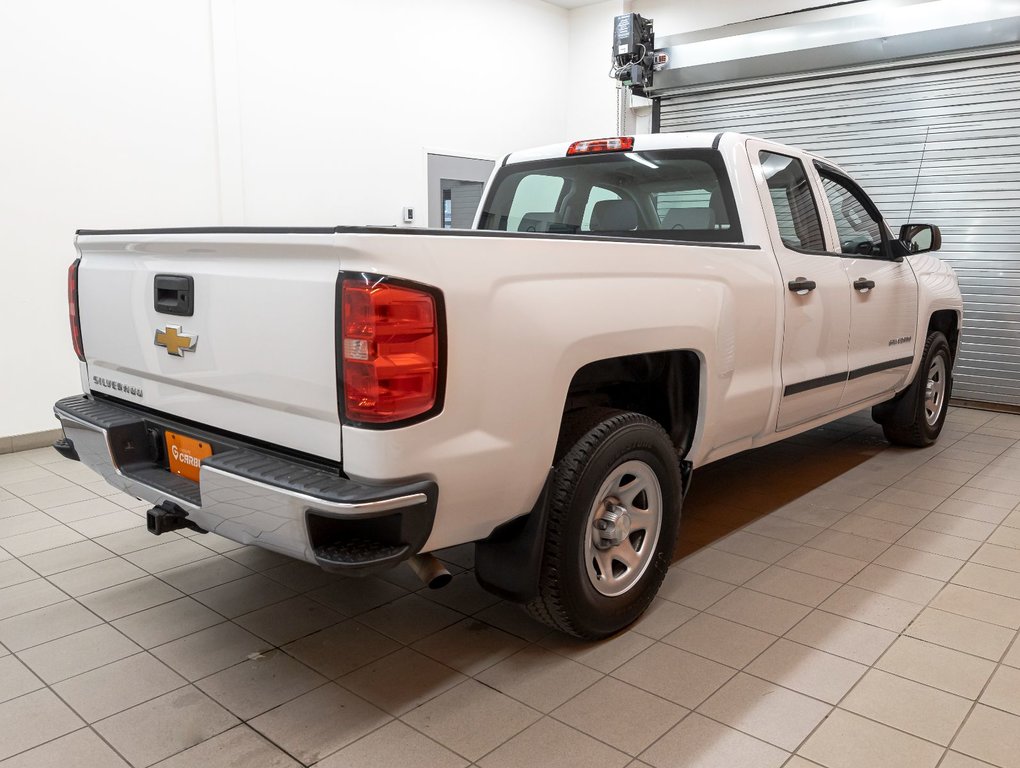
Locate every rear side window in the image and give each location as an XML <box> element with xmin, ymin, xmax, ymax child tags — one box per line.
<box><xmin>759</xmin><ymin>151</ymin><xmax>825</xmax><ymax>251</ymax></box>
<box><xmin>478</xmin><ymin>149</ymin><xmax>743</xmax><ymax>243</ymax></box>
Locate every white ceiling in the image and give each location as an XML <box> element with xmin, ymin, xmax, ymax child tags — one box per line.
<box><xmin>542</xmin><ymin>0</ymin><xmax>613</xmax><ymax>8</ymax></box>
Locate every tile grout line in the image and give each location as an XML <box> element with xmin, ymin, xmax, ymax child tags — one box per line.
<box><xmin>4</xmin><ymin>414</ymin><xmax>1019</xmax><ymax>766</ymax></box>
<box><xmin>936</xmin><ymin>561</ymin><xmax>1020</xmax><ymax>766</ymax></box>
<box><xmin>630</xmin><ymin>426</ymin><xmax>1020</xmax><ymax>710</ymax></box>
<box><xmin>563</xmin><ymin>416</ymin><xmax>931</xmax><ymax>764</ymax></box>
<box><xmin>7</xmin><ymin>556</ymin><xmax>996</xmax><ymax>766</ymax></box>
<box><xmin>399</xmin><ymin>675</ymin><xmax>547</xmax><ymax>765</ymax></box>
<box><xmin>672</xmin><ymin>421</ymin><xmax>1017</xmax><ymax>766</ymax></box>
<box><xmin>774</xmin><ymin>438</ymin><xmax>1019</xmax><ymax>766</ymax></box>
<box><xmin>0</xmin><ymin>470</ymin><xmax>334</xmax><ymax>753</ymax></box>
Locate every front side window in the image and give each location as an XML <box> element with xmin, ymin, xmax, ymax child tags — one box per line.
<box><xmin>818</xmin><ymin>172</ymin><xmax>884</xmax><ymax>257</ymax></box>
<box><xmin>477</xmin><ymin>150</ymin><xmax>743</xmax><ymax>243</ymax></box>
<box><xmin>759</xmin><ymin>151</ymin><xmax>825</xmax><ymax>251</ymax></box>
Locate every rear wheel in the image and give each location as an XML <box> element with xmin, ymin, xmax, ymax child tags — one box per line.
<box><xmin>526</xmin><ymin>410</ymin><xmax>682</xmax><ymax>639</ymax></box>
<box><xmin>874</xmin><ymin>331</ymin><xmax>952</xmax><ymax>447</ymax></box>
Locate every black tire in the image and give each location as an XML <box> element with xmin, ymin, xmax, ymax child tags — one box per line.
<box><xmin>526</xmin><ymin>410</ymin><xmax>682</xmax><ymax>639</ymax></box>
<box><xmin>873</xmin><ymin>331</ymin><xmax>952</xmax><ymax>447</ymax></box>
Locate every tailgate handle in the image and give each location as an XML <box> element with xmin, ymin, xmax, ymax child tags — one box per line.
<box><xmin>154</xmin><ymin>274</ymin><xmax>194</xmax><ymax>317</ymax></box>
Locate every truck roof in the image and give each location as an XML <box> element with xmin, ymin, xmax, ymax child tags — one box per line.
<box><xmin>503</xmin><ymin>132</ymin><xmax>807</xmax><ymax>165</ymax></box>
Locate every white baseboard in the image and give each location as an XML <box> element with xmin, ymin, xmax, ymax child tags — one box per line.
<box><xmin>0</xmin><ymin>428</ymin><xmax>63</xmax><ymax>455</ymax></box>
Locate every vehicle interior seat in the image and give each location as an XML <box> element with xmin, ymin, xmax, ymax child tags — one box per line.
<box><xmin>662</xmin><ymin>207</ymin><xmax>717</xmax><ymax>230</ymax></box>
<box><xmin>589</xmin><ymin>199</ymin><xmax>639</xmax><ymax>231</ymax></box>
<box><xmin>518</xmin><ymin>212</ymin><xmax>560</xmax><ymax>232</ymax></box>
<box><xmin>709</xmin><ymin>190</ymin><xmax>730</xmax><ymax>227</ymax></box>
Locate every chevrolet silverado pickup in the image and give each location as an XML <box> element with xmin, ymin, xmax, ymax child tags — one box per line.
<box><xmin>54</xmin><ymin>133</ymin><xmax>963</xmax><ymax>638</ymax></box>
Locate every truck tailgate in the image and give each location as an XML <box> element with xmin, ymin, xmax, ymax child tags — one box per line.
<box><xmin>75</xmin><ymin>232</ymin><xmax>342</xmax><ymax>461</ymax></box>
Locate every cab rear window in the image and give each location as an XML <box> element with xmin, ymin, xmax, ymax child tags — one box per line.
<box><xmin>477</xmin><ymin>149</ymin><xmax>742</xmax><ymax>243</ymax></box>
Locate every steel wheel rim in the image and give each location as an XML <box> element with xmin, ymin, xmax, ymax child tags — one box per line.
<box><xmin>584</xmin><ymin>459</ymin><xmax>663</xmax><ymax>597</ymax></box>
<box><xmin>924</xmin><ymin>356</ymin><xmax>947</xmax><ymax>426</ymax></box>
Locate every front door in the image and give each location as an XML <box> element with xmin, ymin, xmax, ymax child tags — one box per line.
<box><xmin>813</xmin><ymin>166</ymin><xmax>918</xmax><ymax>407</ymax></box>
<box><xmin>749</xmin><ymin>143</ymin><xmax>852</xmax><ymax>430</ymax></box>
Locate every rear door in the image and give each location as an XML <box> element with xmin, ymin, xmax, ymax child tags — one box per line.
<box><xmin>75</xmin><ymin>231</ymin><xmax>342</xmax><ymax>461</ymax></box>
<box><xmin>748</xmin><ymin>142</ymin><xmax>852</xmax><ymax>430</ymax></box>
<box><xmin>812</xmin><ymin>166</ymin><xmax>919</xmax><ymax>407</ymax></box>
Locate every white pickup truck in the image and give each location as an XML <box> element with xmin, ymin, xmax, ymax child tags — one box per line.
<box><xmin>54</xmin><ymin>132</ymin><xmax>962</xmax><ymax>638</ymax></box>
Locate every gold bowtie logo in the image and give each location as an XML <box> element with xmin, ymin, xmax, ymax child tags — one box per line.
<box><xmin>154</xmin><ymin>325</ymin><xmax>198</xmax><ymax>356</ymax></box>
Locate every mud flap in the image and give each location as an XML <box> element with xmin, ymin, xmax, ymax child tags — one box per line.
<box><xmin>473</xmin><ymin>470</ymin><xmax>554</xmax><ymax>602</ymax></box>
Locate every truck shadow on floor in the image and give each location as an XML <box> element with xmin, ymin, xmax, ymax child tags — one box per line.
<box><xmin>674</xmin><ymin>410</ymin><xmax>890</xmax><ymax>561</ymax></box>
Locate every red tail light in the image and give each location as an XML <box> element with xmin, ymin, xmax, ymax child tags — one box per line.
<box><xmin>68</xmin><ymin>259</ymin><xmax>85</xmax><ymax>361</ymax></box>
<box><xmin>340</xmin><ymin>275</ymin><xmax>442</xmax><ymax>425</ymax></box>
<box><xmin>567</xmin><ymin>136</ymin><xmax>634</xmax><ymax>156</ymax></box>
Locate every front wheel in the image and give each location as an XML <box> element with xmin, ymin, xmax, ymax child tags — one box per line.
<box><xmin>874</xmin><ymin>331</ymin><xmax>953</xmax><ymax>447</ymax></box>
<box><xmin>526</xmin><ymin>411</ymin><xmax>682</xmax><ymax>639</ymax></box>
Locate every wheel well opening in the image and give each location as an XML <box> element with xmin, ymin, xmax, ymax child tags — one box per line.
<box><xmin>928</xmin><ymin>310</ymin><xmax>960</xmax><ymax>363</ymax></box>
<box><xmin>561</xmin><ymin>351</ymin><xmax>700</xmax><ymax>459</ymax></box>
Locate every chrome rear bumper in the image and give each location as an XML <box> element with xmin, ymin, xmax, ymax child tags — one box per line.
<box><xmin>53</xmin><ymin>395</ymin><xmax>437</xmax><ymax>573</ymax></box>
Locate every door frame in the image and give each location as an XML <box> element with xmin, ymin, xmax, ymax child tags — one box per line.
<box><xmin>746</xmin><ymin>138</ymin><xmax>854</xmax><ymax>430</ymax></box>
<box><xmin>422</xmin><ymin>148</ymin><xmax>498</xmax><ymax>229</ymax></box>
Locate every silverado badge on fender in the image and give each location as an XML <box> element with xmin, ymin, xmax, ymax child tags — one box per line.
<box><xmin>154</xmin><ymin>325</ymin><xmax>198</xmax><ymax>356</ymax></box>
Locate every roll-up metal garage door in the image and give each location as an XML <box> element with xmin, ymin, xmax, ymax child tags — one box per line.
<box><xmin>658</xmin><ymin>47</ymin><xmax>1020</xmax><ymax>407</ymax></box>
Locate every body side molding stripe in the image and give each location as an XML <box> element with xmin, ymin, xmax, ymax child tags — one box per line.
<box><xmin>784</xmin><ymin>356</ymin><xmax>914</xmax><ymax>397</ymax></box>
<box><xmin>848</xmin><ymin>356</ymin><xmax>914</xmax><ymax>381</ymax></box>
<box><xmin>784</xmin><ymin>371</ymin><xmax>848</xmax><ymax>396</ymax></box>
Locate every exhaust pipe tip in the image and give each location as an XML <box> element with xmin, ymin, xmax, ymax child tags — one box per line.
<box><xmin>428</xmin><ymin>570</ymin><xmax>453</xmax><ymax>590</ymax></box>
<box><xmin>407</xmin><ymin>553</ymin><xmax>452</xmax><ymax>589</ymax></box>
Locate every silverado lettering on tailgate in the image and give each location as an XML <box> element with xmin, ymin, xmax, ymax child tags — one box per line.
<box><xmin>92</xmin><ymin>376</ymin><xmax>144</xmax><ymax>399</ymax></box>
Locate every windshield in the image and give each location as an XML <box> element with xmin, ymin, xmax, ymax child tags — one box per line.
<box><xmin>477</xmin><ymin>149</ymin><xmax>742</xmax><ymax>243</ymax></box>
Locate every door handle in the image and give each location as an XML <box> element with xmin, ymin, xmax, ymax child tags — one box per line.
<box><xmin>854</xmin><ymin>278</ymin><xmax>876</xmax><ymax>293</ymax></box>
<box><xmin>788</xmin><ymin>277</ymin><xmax>817</xmax><ymax>295</ymax></box>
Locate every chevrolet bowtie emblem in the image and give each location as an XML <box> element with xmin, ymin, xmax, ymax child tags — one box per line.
<box><xmin>154</xmin><ymin>325</ymin><xmax>198</xmax><ymax>356</ymax></box>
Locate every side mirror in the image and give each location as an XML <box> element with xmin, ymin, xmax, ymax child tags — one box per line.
<box><xmin>899</xmin><ymin>223</ymin><xmax>942</xmax><ymax>254</ymax></box>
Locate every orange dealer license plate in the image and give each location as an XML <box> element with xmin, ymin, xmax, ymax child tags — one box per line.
<box><xmin>165</xmin><ymin>431</ymin><xmax>213</xmax><ymax>483</ymax></box>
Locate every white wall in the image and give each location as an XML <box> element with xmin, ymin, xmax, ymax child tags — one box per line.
<box><xmin>0</xmin><ymin>0</ymin><xmax>569</xmax><ymax>437</ymax></box>
<box><xmin>0</xmin><ymin>1</ymin><xmax>221</xmax><ymax>438</ymax></box>
<box><xmin>0</xmin><ymin>0</ymin><xmax>845</xmax><ymax>438</ymax></box>
<box><xmin>565</xmin><ymin>0</ymin><xmax>626</xmax><ymax>138</ymax></box>
<box><xmin>231</xmin><ymin>0</ymin><xmax>569</xmax><ymax>226</ymax></box>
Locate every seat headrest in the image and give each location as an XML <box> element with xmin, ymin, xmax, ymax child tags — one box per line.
<box><xmin>590</xmin><ymin>200</ymin><xmax>639</xmax><ymax>231</ymax></box>
<box><xmin>709</xmin><ymin>190</ymin><xmax>730</xmax><ymax>226</ymax></box>
<box><xmin>662</xmin><ymin>207</ymin><xmax>716</xmax><ymax>230</ymax></box>
<box><xmin>517</xmin><ymin>212</ymin><xmax>558</xmax><ymax>232</ymax></box>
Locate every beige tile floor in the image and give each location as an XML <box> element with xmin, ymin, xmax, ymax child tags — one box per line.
<box><xmin>0</xmin><ymin>406</ymin><xmax>1019</xmax><ymax>767</ymax></box>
